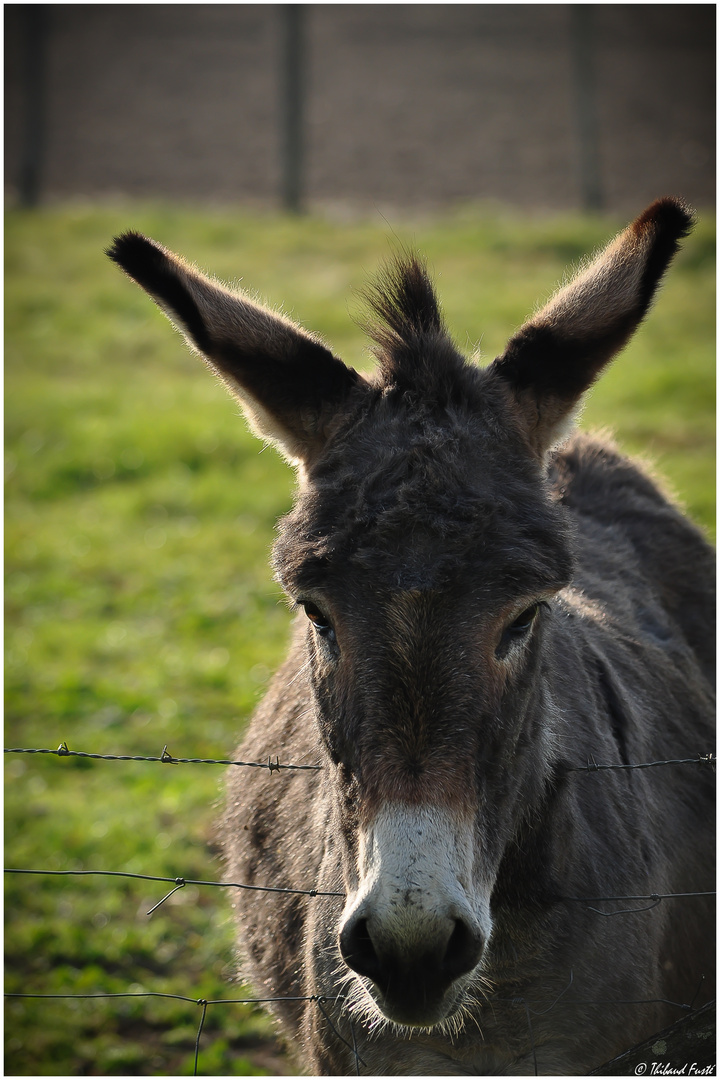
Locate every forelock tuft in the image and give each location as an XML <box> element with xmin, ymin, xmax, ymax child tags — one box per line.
<box><xmin>362</xmin><ymin>253</ymin><xmax>467</xmax><ymax>387</ymax></box>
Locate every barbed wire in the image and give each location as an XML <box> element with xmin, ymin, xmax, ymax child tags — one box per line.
<box><xmin>5</xmin><ymin>744</ymin><xmax>715</xmax><ymax>774</ymax></box>
<box><xmin>4</xmin><ymin>742</ymin><xmax>321</xmax><ymax>772</ymax></box>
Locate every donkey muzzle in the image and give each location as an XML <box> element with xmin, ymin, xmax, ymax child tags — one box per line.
<box><xmin>339</xmin><ymin>904</ymin><xmax>485</xmax><ymax>1026</ymax></box>
<box><xmin>338</xmin><ymin>803</ymin><xmax>490</xmax><ymax>1026</ymax></box>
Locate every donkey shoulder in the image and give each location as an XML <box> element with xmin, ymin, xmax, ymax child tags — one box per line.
<box><xmin>549</xmin><ymin>431</ymin><xmax>715</xmax><ymax>680</ymax></box>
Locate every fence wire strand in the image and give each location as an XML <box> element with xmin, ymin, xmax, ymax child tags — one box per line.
<box><xmin>4</xmin><ymin>867</ymin><xmax>345</xmax><ymax>901</ymax></box>
<box><xmin>5</xmin><ymin>990</ymin><xmax>347</xmax><ymax>1077</ymax></box>
<box><xmin>563</xmin><ymin>752</ymin><xmax>715</xmax><ymax>773</ymax></box>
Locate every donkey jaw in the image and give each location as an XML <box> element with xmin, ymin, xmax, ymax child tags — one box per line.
<box><xmin>338</xmin><ymin>803</ymin><xmax>492</xmax><ymax>1029</ymax></box>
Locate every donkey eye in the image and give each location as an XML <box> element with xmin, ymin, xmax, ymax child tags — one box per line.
<box><xmin>496</xmin><ymin>602</ymin><xmax>543</xmax><ymax>658</ymax></box>
<box><xmin>302</xmin><ymin>602</ymin><xmax>333</xmax><ymax>635</ymax></box>
<box><xmin>508</xmin><ymin>603</ymin><xmax>541</xmax><ymax>636</ymax></box>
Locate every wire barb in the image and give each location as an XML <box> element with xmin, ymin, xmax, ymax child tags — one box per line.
<box><xmin>688</xmin><ymin>974</ymin><xmax>706</xmax><ymax>1011</ymax></box>
<box><xmin>147</xmin><ymin>878</ymin><xmax>187</xmax><ymax>915</ymax></box>
<box><xmin>314</xmin><ymin>996</ymin><xmax>367</xmax><ymax>1069</ymax></box>
<box><xmin>194</xmin><ymin>999</ymin><xmax>208</xmax><ymax>1077</ymax></box>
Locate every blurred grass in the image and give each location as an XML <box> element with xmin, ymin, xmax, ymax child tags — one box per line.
<box><xmin>5</xmin><ymin>201</ymin><xmax>715</xmax><ymax>1075</ymax></box>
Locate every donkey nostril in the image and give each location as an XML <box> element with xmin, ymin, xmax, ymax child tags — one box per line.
<box><xmin>339</xmin><ymin>917</ymin><xmax>383</xmax><ymax>984</ymax></box>
<box><xmin>441</xmin><ymin>918</ymin><xmax>485</xmax><ymax>980</ymax></box>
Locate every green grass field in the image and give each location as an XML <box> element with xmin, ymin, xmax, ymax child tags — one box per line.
<box><xmin>5</xmin><ymin>201</ymin><xmax>715</xmax><ymax>1076</ymax></box>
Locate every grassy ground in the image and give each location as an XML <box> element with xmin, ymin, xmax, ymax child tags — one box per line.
<box><xmin>5</xmin><ymin>201</ymin><xmax>715</xmax><ymax>1076</ymax></box>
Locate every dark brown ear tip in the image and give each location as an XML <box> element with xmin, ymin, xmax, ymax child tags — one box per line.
<box><xmin>106</xmin><ymin>231</ymin><xmax>166</xmax><ymax>274</ymax></box>
<box><xmin>635</xmin><ymin>197</ymin><xmax>695</xmax><ymax>242</ymax></box>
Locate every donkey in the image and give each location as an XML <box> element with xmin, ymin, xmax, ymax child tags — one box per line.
<box><xmin>108</xmin><ymin>198</ymin><xmax>715</xmax><ymax>1075</ymax></box>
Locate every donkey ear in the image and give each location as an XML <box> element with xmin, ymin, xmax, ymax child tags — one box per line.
<box><xmin>107</xmin><ymin>232</ymin><xmax>363</xmax><ymax>466</ymax></box>
<box><xmin>490</xmin><ymin>198</ymin><xmax>694</xmax><ymax>457</ymax></box>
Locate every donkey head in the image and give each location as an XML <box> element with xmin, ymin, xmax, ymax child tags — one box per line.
<box><xmin>108</xmin><ymin>198</ymin><xmax>692</xmax><ymax>1029</ymax></box>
